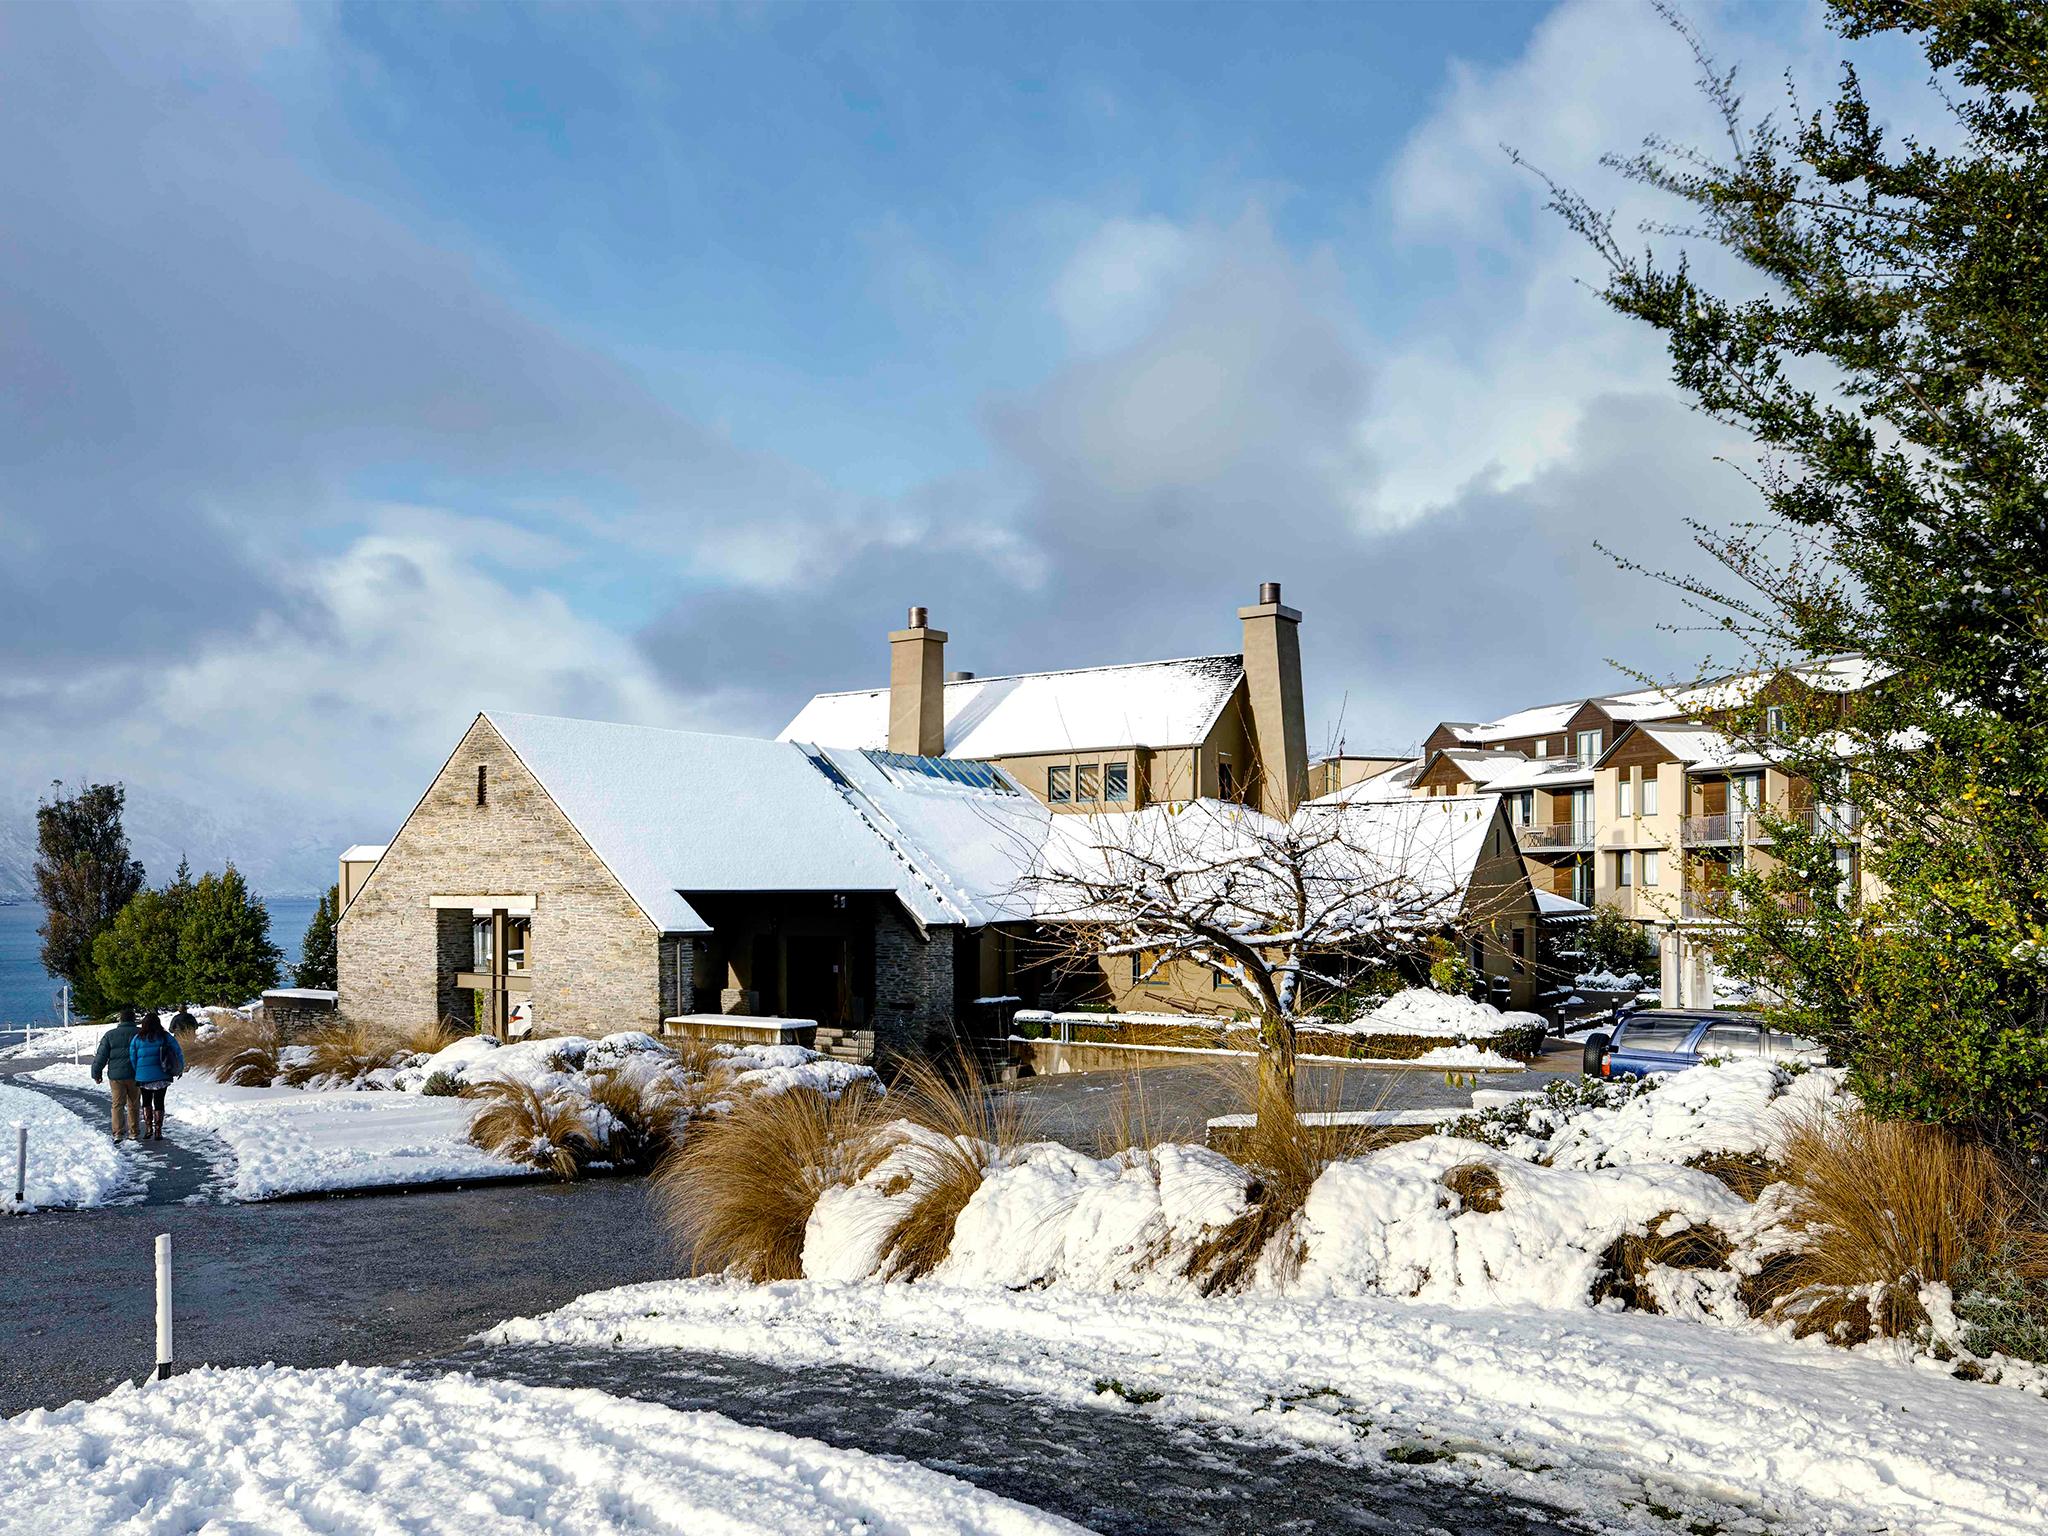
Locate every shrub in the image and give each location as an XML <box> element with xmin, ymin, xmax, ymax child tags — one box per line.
<box><xmin>1579</xmin><ymin>905</ymin><xmax>1657</xmax><ymax>978</ymax></box>
<box><xmin>466</xmin><ymin>1077</ymin><xmax>598</xmax><ymax>1181</ymax></box>
<box><xmin>1593</xmin><ymin>1215</ymin><xmax>1733</xmax><ymax>1313</ymax></box>
<box><xmin>1765</xmin><ymin>1112</ymin><xmax>2037</xmax><ymax>1342</ymax></box>
<box><xmin>1952</xmin><ymin>1244</ymin><xmax>2048</xmax><ymax>1364</ymax></box>
<box><xmin>1438</xmin><ymin>1074</ymin><xmax>1649</xmax><ymax>1150</ymax></box>
<box><xmin>420</xmin><ymin>1070</ymin><xmax>461</xmax><ymax>1097</ymax></box>
<box><xmin>874</xmin><ymin>1053</ymin><xmax>1037</xmax><ymax>1281</ymax></box>
<box><xmin>652</xmin><ymin>1080</ymin><xmax>888</xmax><ymax>1282</ymax></box>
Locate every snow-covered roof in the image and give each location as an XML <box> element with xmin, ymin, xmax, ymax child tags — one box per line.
<box><xmin>340</xmin><ymin>844</ymin><xmax>388</xmax><ymax>863</ymax></box>
<box><xmin>778</xmin><ymin>655</ymin><xmax>1245</xmax><ymax>758</ymax></box>
<box><xmin>1306</xmin><ymin>757</ymin><xmax>1426</xmax><ymax>805</ymax></box>
<box><xmin>1599</xmin><ymin>723</ymin><xmax>1770</xmax><ymax>772</ymax></box>
<box><xmin>1473</xmin><ymin>758</ymin><xmax>1596</xmax><ymax>793</ymax></box>
<box><xmin>802</xmin><ymin>745</ymin><xmax>1048</xmax><ymax>926</ymax></box>
<box><xmin>1534</xmin><ymin>890</ymin><xmax>1589</xmax><ymax>918</ymax></box>
<box><xmin>1459</xmin><ymin>701</ymin><xmax>1580</xmax><ymax>744</ymax></box>
<box><xmin>1297</xmin><ymin>794</ymin><xmax>1507</xmax><ymax>915</ymax></box>
<box><xmin>486</xmin><ymin>712</ymin><xmax>1035</xmax><ymax>934</ymax></box>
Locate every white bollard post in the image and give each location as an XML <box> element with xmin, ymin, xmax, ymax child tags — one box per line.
<box><xmin>154</xmin><ymin>1233</ymin><xmax>173</xmax><ymax>1381</ymax></box>
<box><xmin>13</xmin><ymin>1124</ymin><xmax>24</xmax><ymax>1205</ymax></box>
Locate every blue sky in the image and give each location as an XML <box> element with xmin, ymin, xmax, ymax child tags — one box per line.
<box><xmin>0</xmin><ymin>1</ymin><xmax>1917</xmax><ymax>866</ymax></box>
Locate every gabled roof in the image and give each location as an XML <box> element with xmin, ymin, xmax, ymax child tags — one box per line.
<box><xmin>1305</xmin><ymin>756</ymin><xmax>1426</xmax><ymax>805</ymax></box>
<box><xmin>1459</xmin><ymin>700</ymin><xmax>1581</xmax><ymax>744</ymax></box>
<box><xmin>778</xmin><ymin>654</ymin><xmax>1245</xmax><ymax>759</ymax></box>
<box><xmin>1591</xmin><ymin>721</ymin><xmax>1770</xmax><ymax>773</ymax></box>
<box><xmin>485</xmin><ymin>712</ymin><xmax>1040</xmax><ymax>934</ymax></box>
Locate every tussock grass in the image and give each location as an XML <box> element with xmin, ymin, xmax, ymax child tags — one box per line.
<box><xmin>653</xmin><ymin>1081</ymin><xmax>889</xmax><ymax>1282</ymax></box>
<box><xmin>1441</xmin><ymin>1161</ymin><xmax>1504</xmax><ymax>1214</ymax></box>
<box><xmin>398</xmin><ymin>1017</ymin><xmax>468</xmax><ymax>1057</ymax></box>
<box><xmin>1594</xmin><ymin>1214</ymin><xmax>1733</xmax><ymax>1313</ymax></box>
<box><xmin>466</xmin><ymin>1077</ymin><xmax>597</xmax><ymax>1181</ymax></box>
<box><xmin>185</xmin><ymin>1014</ymin><xmax>280</xmax><ymax>1086</ymax></box>
<box><xmin>1763</xmin><ymin>1112</ymin><xmax>2036</xmax><ymax>1341</ymax></box>
<box><xmin>588</xmin><ymin>1067</ymin><xmax>690</xmax><ymax>1169</ymax></box>
<box><xmin>285</xmin><ymin>1020</ymin><xmax>403</xmax><ymax>1087</ymax></box>
<box><xmin>1184</xmin><ymin>1063</ymin><xmax>1399</xmax><ymax>1295</ymax></box>
<box><xmin>874</xmin><ymin>1052</ymin><xmax>1039</xmax><ymax>1281</ymax></box>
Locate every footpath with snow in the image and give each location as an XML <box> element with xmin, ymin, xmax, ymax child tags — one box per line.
<box><xmin>0</xmin><ymin>1080</ymin><xmax>137</xmax><ymax>1213</ymax></box>
<box><xmin>3</xmin><ymin>1363</ymin><xmax>1085</xmax><ymax>1536</ymax></box>
<box><xmin>490</xmin><ymin>1276</ymin><xmax>2048</xmax><ymax>1536</ymax></box>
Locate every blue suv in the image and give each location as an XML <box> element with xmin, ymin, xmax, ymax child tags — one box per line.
<box><xmin>1583</xmin><ymin>1009</ymin><xmax>1825</xmax><ymax>1079</ymax></box>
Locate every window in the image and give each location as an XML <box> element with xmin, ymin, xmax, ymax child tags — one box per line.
<box><xmin>506</xmin><ymin>915</ymin><xmax>530</xmax><ymax>972</ymax></box>
<box><xmin>1835</xmin><ymin>847</ymin><xmax>1855</xmax><ymax>891</ymax></box>
<box><xmin>1697</xmin><ymin>1022</ymin><xmax>1763</xmax><ymax>1059</ymax></box>
<box><xmin>1510</xmin><ymin>924</ymin><xmax>1526</xmax><ymax>960</ymax></box>
<box><xmin>1641</xmin><ymin>777</ymin><xmax>1659</xmax><ymax>817</ymax></box>
<box><xmin>476</xmin><ymin>764</ymin><xmax>488</xmax><ymax>807</ymax></box>
<box><xmin>1765</xmin><ymin>705</ymin><xmax>1785</xmax><ymax>738</ymax></box>
<box><xmin>1641</xmin><ymin>851</ymin><xmax>1659</xmax><ymax>887</ymax></box>
<box><xmin>1104</xmin><ymin>761</ymin><xmax>1130</xmax><ymax>803</ymax></box>
<box><xmin>1534</xmin><ymin>739</ymin><xmax>1549</xmax><ymax>758</ymax></box>
<box><xmin>1130</xmin><ymin>951</ymin><xmax>1143</xmax><ymax>985</ymax></box>
<box><xmin>1212</xmin><ymin>966</ymin><xmax>1224</xmax><ymax>990</ymax></box>
<box><xmin>1575</xmin><ymin>729</ymin><xmax>1601</xmax><ymax>762</ymax></box>
<box><xmin>1616</xmin><ymin>1017</ymin><xmax>1698</xmax><ymax>1054</ymax></box>
<box><xmin>1513</xmin><ymin>790</ymin><xmax>1533</xmax><ymax>827</ymax></box>
<box><xmin>1217</xmin><ymin>761</ymin><xmax>1235</xmax><ymax>801</ymax></box>
<box><xmin>1618</xmin><ymin>776</ymin><xmax>1633</xmax><ymax>818</ymax></box>
<box><xmin>472</xmin><ymin>917</ymin><xmax>493</xmax><ymax>971</ymax></box>
<box><xmin>1616</xmin><ymin>851</ymin><xmax>1633</xmax><ymax>887</ymax></box>
<box><xmin>1048</xmin><ymin>766</ymin><xmax>1071</xmax><ymax>803</ymax></box>
<box><xmin>1076</xmin><ymin>763</ymin><xmax>1101</xmax><ymax>801</ymax></box>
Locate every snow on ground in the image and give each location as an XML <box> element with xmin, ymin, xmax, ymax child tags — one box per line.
<box><xmin>5</xmin><ymin>1363</ymin><xmax>1085</xmax><ymax>1536</ymax></box>
<box><xmin>0</xmin><ymin>1081</ymin><xmax>135</xmax><ymax>1212</ymax></box>
<box><xmin>28</xmin><ymin>1063</ymin><xmax>518</xmax><ymax>1200</ymax></box>
<box><xmin>489</xmin><ymin>1278</ymin><xmax>2048</xmax><ymax>1536</ymax></box>
<box><xmin>0</xmin><ymin>1023</ymin><xmax>105</xmax><ymax>1062</ymax></box>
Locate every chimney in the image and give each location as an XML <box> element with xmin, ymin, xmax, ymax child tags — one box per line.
<box><xmin>888</xmin><ymin>604</ymin><xmax>948</xmax><ymax>756</ymax></box>
<box><xmin>1238</xmin><ymin>580</ymin><xmax>1308</xmax><ymax>816</ymax></box>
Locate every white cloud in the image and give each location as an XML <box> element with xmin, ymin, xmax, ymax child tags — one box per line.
<box><xmin>1051</xmin><ymin>216</ymin><xmax>1198</xmax><ymax>353</ymax></box>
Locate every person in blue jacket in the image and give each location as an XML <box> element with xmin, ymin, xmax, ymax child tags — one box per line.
<box><xmin>129</xmin><ymin>1011</ymin><xmax>185</xmax><ymax>1142</ymax></box>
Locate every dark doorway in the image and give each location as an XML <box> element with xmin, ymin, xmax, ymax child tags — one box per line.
<box><xmin>749</xmin><ymin>933</ymin><xmax>783</xmax><ymax>1016</ymax></box>
<box><xmin>787</xmin><ymin>935</ymin><xmax>851</xmax><ymax>1026</ymax></box>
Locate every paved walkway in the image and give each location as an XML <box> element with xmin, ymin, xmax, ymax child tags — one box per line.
<box><xmin>5</xmin><ymin>1060</ymin><xmax>230</xmax><ymax>1205</ymax></box>
<box><xmin>431</xmin><ymin>1341</ymin><xmax>1596</xmax><ymax>1536</ymax></box>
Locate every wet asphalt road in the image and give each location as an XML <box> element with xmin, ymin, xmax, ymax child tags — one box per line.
<box><xmin>3</xmin><ymin>1056</ymin><xmax>1595</xmax><ymax>1533</ymax></box>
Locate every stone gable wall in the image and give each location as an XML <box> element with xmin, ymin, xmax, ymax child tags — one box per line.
<box><xmin>337</xmin><ymin>717</ymin><xmax>661</xmax><ymax>1037</ymax></box>
<box><xmin>872</xmin><ymin>907</ymin><xmax>956</xmax><ymax>1066</ymax></box>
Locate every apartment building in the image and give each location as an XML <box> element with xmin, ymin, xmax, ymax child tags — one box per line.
<box><xmin>1381</xmin><ymin>657</ymin><xmax>1883</xmax><ymax>1006</ymax></box>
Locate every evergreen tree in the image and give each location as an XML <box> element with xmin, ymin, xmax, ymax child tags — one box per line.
<box><xmin>32</xmin><ymin>781</ymin><xmax>145</xmax><ymax>1018</ymax></box>
<box><xmin>1545</xmin><ymin>2</ymin><xmax>2048</xmax><ymax>1144</ymax></box>
<box><xmin>92</xmin><ymin>884</ymin><xmax>190</xmax><ymax>1011</ymax></box>
<box><xmin>178</xmin><ymin>864</ymin><xmax>282</xmax><ymax>1006</ymax></box>
<box><xmin>294</xmin><ymin>884</ymin><xmax>340</xmax><ymax>991</ymax></box>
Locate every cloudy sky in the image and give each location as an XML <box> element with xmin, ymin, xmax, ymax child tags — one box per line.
<box><xmin>1</xmin><ymin>1</ymin><xmax>1922</xmax><ymax>857</ymax></box>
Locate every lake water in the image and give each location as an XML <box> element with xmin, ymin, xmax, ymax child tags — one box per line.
<box><xmin>0</xmin><ymin>898</ymin><xmax>320</xmax><ymax>1024</ymax></box>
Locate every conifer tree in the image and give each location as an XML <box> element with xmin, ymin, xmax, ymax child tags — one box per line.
<box><xmin>178</xmin><ymin>865</ymin><xmax>282</xmax><ymax>1006</ymax></box>
<box><xmin>294</xmin><ymin>884</ymin><xmax>340</xmax><ymax>991</ymax></box>
<box><xmin>32</xmin><ymin>781</ymin><xmax>145</xmax><ymax>1018</ymax></box>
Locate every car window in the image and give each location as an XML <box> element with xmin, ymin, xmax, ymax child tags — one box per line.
<box><xmin>1696</xmin><ymin>1022</ymin><xmax>1764</xmax><ymax>1059</ymax></box>
<box><xmin>1766</xmin><ymin>1029</ymin><xmax>1822</xmax><ymax>1057</ymax></box>
<box><xmin>1615</xmin><ymin>1018</ymin><xmax>1698</xmax><ymax>1053</ymax></box>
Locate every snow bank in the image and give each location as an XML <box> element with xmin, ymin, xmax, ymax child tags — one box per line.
<box><xmin>490</xmin><ymin>1279</ymin><xmax>2048</xmax><ymax>1536</ymax></box>
<box><xmin>0</xmin><ymin>1023</ymin><xmax>106</xmax><ymax>1062</ymax></box>
<box><xmin>0</xmin><ymin>1082</ymin><xmax>135</xmax><ymax>1212</ymax></box>
<box><xmin>28</xmin><ymin>1063</ymin><xmax>517</xmax><ymax>1200</ymax></box>
<box><xmin>5</xmin><ymin>1363</ymin><xmax>1085</xmax><ymax>1536</ymax></box>
<box><xmin>1345</xmin><ymin>988</ymin><xmax>1546</xmax><ymax>1040</ymax></box>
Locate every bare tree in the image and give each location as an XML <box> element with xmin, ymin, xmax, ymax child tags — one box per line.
<box><xmin>1014</xmin><ymin>794</ymin><xmax>1517</xmax><ymax>1130</ymax></box>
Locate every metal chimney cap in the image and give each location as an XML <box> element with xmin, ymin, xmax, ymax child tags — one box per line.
<box><xmin>1258</xmin><ymin>581</ymin><xmax>1282</xmax><ymax>605</ymax></box>
<box><xmin>908</xmin><ymin>605</ymin><xmax>929</xmax><ymax>628</ymax></box>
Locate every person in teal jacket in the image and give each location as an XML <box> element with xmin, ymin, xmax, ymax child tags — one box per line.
<box><xmin>90</xmin><ymin>1007</ymin><xmax>143</xmax><ymax>1141</ymax></box>
<box><xmin>128</xmin><ymin>1012</ymin><xmax>185</xmax><ymax>1142</ymax></box>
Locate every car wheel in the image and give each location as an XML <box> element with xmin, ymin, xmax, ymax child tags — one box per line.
<box><xmin>1582</xmin><ymin>1033</ymin><xmax>1610</xmax><ymax>1076</ymax></box>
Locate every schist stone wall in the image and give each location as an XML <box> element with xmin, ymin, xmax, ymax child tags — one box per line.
<box><xmin>338</xmin><ymin>717</ymin><xmax>664</xmax><ymax>1037</ymax></box>
<box><xmin>872</xmin><ymin>906</ymin><xmax>956</xmax><ymax>1064</ymax></box>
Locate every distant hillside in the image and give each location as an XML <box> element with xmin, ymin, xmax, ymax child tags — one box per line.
<box><xmin>0</xmin><ymin>783</ymin><xmax>368</xmax><ymax>901</ymax></box>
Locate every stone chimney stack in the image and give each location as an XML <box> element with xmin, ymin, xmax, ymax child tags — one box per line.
<box><xmin>888</xmin><ymin>605</ymin><xmax>948</xmax><ymax>757</ymax></box>
<box><xmin>1238</xmin><ymin>581</ymin><xmax>1308</xmax><ymax>816</ymax></box>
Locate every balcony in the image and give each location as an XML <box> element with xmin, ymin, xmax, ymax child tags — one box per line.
<box><xmin>1516</xmin><ymin>819</ymin><xmax>1593</xmax><ymax>850</ymax></box>
<box><xmin>1681</xmin><ymin>889</ymin><xmax>1734</xmax><ymax>922</ymax></box>
<box><xmin>1682</xmin><ymin>813</ymin><xmax>1741</xmax><ymax>845</ymax></box>
<box><xmin>1751</xmin><ymin>806</ymin><xmax>1862</xmax><ymax>844</ymax></box>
